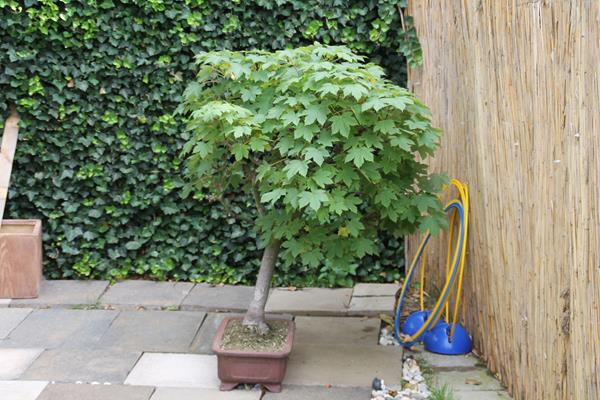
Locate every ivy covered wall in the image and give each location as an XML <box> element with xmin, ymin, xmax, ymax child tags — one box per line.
<box><xmin>0</xmin><ymin>0</ymin><xmax>420</xmax><ymax>286</ymax></box>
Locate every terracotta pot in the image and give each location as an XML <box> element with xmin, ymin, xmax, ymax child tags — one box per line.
<box><xmin>212</xmin><ymin>316</ymin><xmax>295</xmax><ymax>393</ymax></box>
<box><xmin>0</xmin><ymin>219</ymin><xmax>42</xmax><ymax>299</ymax></box>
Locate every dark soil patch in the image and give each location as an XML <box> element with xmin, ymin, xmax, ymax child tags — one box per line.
<box><xmin>220</xmin><ymin>319</ymin><xmax>289</xmax><ymax>352</ymax></box>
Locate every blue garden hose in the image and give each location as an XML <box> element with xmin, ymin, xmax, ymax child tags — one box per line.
<box><xmin>394</xmin><ymin>200</ymin><xmax>465</xmax><ymax>347</ymax></box>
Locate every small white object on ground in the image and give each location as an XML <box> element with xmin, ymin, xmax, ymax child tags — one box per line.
<box><xmin>371</xmin><ymin>353</ymin><xmax>431</xmax><ymax>400</ymax></box>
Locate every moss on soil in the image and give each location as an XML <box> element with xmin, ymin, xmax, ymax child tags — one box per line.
<box><xmin>220</xmin><ymin>320</ymin><xmax>289</xmax><ymax>352</ymax></box>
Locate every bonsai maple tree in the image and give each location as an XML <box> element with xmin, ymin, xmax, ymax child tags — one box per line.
<box><xmin>179</xmin><ymin>44</ymin><xmax>446</xmax><ymax>334</ymax></box>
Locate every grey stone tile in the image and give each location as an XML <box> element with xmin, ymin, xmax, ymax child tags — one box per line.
<box><xmin>100</xmin><ymin>281</ymin><xmax>194</xmax><ymax>309</ymax></box>
<box><xmin>0</xmin><ymin>308</ymin><xmax>32</xmax><ymax>339</ymax></box>
<box><xmin>433</xmin><ymin>370</ymin><xmax>504</xmax><ymax>392</ymax></box>
<box><xmin>0</xmin><ymin>380</ymin><xmax>48</xmax><ymax>400</ymax></box>
<box><xmin>285</xmin><ymin>343</ymin><xmax>403</xmax><ymax>387</ymax></box>
<box><xmin>0</xmin><ymin>299</ymin><xmax>11</xmax><ymax>307</ymax></box>
<box><xmin>454</xmin><ymin>391</ymin><xmax>512</xmax><ymax>400</ymax></box>
<box><xmin>37</xmin><ymin>383</ymin><xmax>154</xmax><ymax>400</ymax></box>
<box><xmin>294</xmin><ymin>316</ymin><xmax>380</xmax><ymax>346</ymax></box>
<box><xmin>347</xmin><ymin>296</ymin><xmax>395</xmax><ymax>316</ymax></box>
<box><xmin>21</xmin><ymin>349</ymin><xmax>141</xmax><ymax>383</ymax></box>
<box><xmin>263</xmin><ymin>385</ymin><xmax>371</xmax><ymax>399</ymax></box>
<box><xmin>181</xmin><ymin>284</ymin><xmax>254</xmax><ymax>312</ymax></box>
<box><xmin>97</xmin><ymin>310</ymin><xmax>206</xmax><ymax>352</ymax></box>
<box><xmin>265</xmin><ymin>288</ymin><xmax>352</xmax><ymax>316</ymax></box>
<box><xmin>125</xmin><ymin>353</ymin><xmax>219</xmax><ymax>388</ymax></box>
<box><xmin>10</xmin><ymin>280</ymin><xmax>108</xmax><ymax>308</ymax></box>
<box><xmin>190</xmin><ymin>313</ymin><xmax>238</xmax><ymax>354</ymax></box>
<box><xmin>352</xmin><ymin>283</ymin><xmax>399</xmax><ymax>297</ymax></box>
<box><xmin>0</xmin><ymin>349</ymin><xmax>43</xmax><ymax>379</ymax></box>
<box><xmin>411</xmin><ymin>344</ymin><xmax>478</xmax><ymax>369</ymax></box>
<box><xmin>150</xmin><ymin>387</ymin><xmax>262</xmax><ymax>400</ymax></box>
<box><xmin>0</xmin><ymin>309</ymin><xmax>117</xmax><ymax>349</ymax></box>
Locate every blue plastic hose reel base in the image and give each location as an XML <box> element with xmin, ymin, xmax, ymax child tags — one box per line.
<box><xmin>401</xmin><ymin>310</ymin><xmax>444</xmax><ymax>342</ymax></box>
<box><xmin>423</xmin><ymin>322</ymin><xmax>473</xmax><ymax>355</ymax></box>
<box><xmin>401</xmin><ymin>310</ymin><xmax>431</xmax><ymax>341</ymax></box>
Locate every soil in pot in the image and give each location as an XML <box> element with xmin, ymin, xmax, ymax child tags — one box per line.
<box><xmin>220</xmin><ymin>319</ymin><xmax>289</xmax><ymax>352</ymax></box>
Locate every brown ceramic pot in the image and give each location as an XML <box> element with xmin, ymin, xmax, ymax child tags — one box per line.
<box><xmin>0</xmin><ymin>219</ymin><xmax>42</xmax><ymax>299</ymax></box>
<box><xmin>212</xmin><ymin>316</ymin><xmax>295</xmax><ymax>393</ymax></box>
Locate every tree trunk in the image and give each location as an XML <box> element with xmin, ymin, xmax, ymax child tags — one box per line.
<box><xmin>243</xmin><ymin>239</ymin><xmax>282</xmax><ymax>334</ymax></box>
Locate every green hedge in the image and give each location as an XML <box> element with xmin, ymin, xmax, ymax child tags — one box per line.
<box><xmin>0</xmin><ymin>0</ymin><xmax>420</xmax><ymax>287</ymax></box>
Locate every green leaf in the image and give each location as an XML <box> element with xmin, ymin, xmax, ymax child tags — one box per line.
<box><xmin>304</xmin><ymin>104</ymin><xmax>328</xmax><ymax>126</ymax></box>
<box><xmin>390</xmin><ymin>136</ymin><xmax>413</xmax><ymax>151</ymax></box>
<box><xmin>232</xmin><ymin>143</ymin><xmax>249</xmax><ymax>161</ymax></box>
<box><xmin>261</xmin><ymin>188</ymin><xmax>287</xmax><ymax>205</ymax></box>
<box><xmin>298</xmin><ymin>190</ymin><xmax>329</xmax><ymax>211</ymax></box>
<box><xmin>344</xmin><ymin>146</ymin><xmax>374</xmax><ymax>168</ymax></box>
<box><xmin>294</xmin><ymin>124</ymin><xmax>318</xmax><ymax>141</ymax></box>
<box><xmin>374</xmin><ymin>120</ymin><xmax>396</xmax><ymax>134</ymax></box>
<box><xmin>330</xmin><ymin>113</ymin><xmax>356</xmax><ymax>137</ymax></box>
<box><xmin>303</xmin><ymin>147</ymin><xmax>329</xmax><ymax>166</ymax></box>
<box><xmin>342</xmin><ymin>84</ymin><xmax>368</xmax><ymax>101</ymax></box>
<box><xmin>284</xmin><ymin>160</ymin><xmax>309</xmax><ymax>179</ymax></box>
<box><xmin>312</xmin><ymin>169</ymin><xmax>334</xmax><ymax>188</ymax></box>
<box><xmin>375</xmin><ymin>187</ymin><xmax>397</xmax><ymax>207</ymax></box>
<box><xmin>125</xmin><ymin>241</ymin><xmax>142</xmax><ymax>250</ymax></box>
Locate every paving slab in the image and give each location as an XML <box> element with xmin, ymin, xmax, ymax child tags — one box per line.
<box><xmin>150</xmin><ymin>387</ymin><xmax>262</xmax><ymax>400</ymax></box>
<box><xmin>10</xmin><ymin>280</ymin><xmax>109</xmax><ymax>308</ymax></box>
<box><xmin>181</xmin><ymin>284</ymin><xmax>254</xmax><ymax>312</ymax></box>
<box><xmin>454</xmin><ymin>391</ymin><xmax>512</xmax><ymax>400</ymax></box>
<box><xmin>432</xmin><ymin>370</ymin><xmax>504</xmax><ymax>392</ymax></box>
<box><xmin>190</xmin><ymin>313</ymin><xmax>238</xmax><ymax>354</ymax></box>
<box><xmin>125</xmin><ymin>353</ymin><xmax>219</xmax><ymax>388</ymax></box>
<box><xmin>0</xmin><ymin>349</ymin><xmax>44</xmax><ymax>379</ymax></box>
<box><xmin>411</xmin><ymin>344</ymin><xmax>478</xmax><ymax>369</ymax></box>
<box><xmin>0</xmin><ymin>381</ymin><xmax>48</xmax><ymax>400</ymax></box>
<box><xmin>0</xmin><ymin>309</ymin><xmax>117</xmax><ymax>349</ymax></box>
<box><xmin>36</xmin><ymin>383</ymin><xmax>154</xmax><ymax>400</ymax></box>
<box><xmin>285</xmin><ymin>343</ymin><xmax>403</xmax><ymax>387</ymax></box>
<box><xmin>0</xmin><ymin>308</ymin><xmax>32</xmax><ymax>339</ymax></box>
<box><xmin>294</xmin><ymin>316</ymin><xmax>380</xmax><ymax>346</ymax></box>
<box><xmin>347</xmin><ymin>296</ymin><xmax>395</xmax><ymax>316</ymax></box>
<box><xmin>263</xmin><ymin>385</ymin><xmax>371</xmax><ymax>399</ymax></box>
<box><xmin>21</xmin><ymin>349</ymin><xmax>141</xmax><ymax>383</ymax></box>
<box><xmin>97</xmin><ymin>310</ymin><xmax>206</xmax><ymax>352</ymax></box>
<box><xmin>352</xmin><ymin>283</ymin><xmax>399</xmax><ymax>297</ymax></box>
<box><xmin>0</xmin><ymin>299</ymin><xmax>10</xmax><ymax>307</ymax></box>
<box><xmin>99</xmin><ymin>281</ymin><xmax>194</xmax><ymax>309</ymax></box>
<box><xmin>265</xmin><ymin>288</ymin><xmax>352</xmax><ymax>316</ymax></box>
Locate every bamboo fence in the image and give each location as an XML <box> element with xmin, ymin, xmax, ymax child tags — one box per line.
<box><xmin>406</xmin><ymin>1</ymin><xmax>599</xmax><ymax>399</ymax></box>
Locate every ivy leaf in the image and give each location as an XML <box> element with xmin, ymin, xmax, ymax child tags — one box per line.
<box><xmin>125</xmin><ymin>241</ymin><xmax>142</xmax><ymax>250</ymax></box>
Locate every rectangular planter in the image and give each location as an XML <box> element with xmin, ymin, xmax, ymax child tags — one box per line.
<box><xmin>212</xmin><ymin>316</ymin><xmax>295</xmax><ymax>393</ymax></box>
<box><xmin>0</xmin><ymin>219</ymin><xmax>42</xmax><ymax>299</ymax></box>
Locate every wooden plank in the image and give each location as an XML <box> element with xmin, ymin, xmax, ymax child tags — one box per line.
<box><xmin>0</xmin><ymin>108</ymin><xmax>20</xmax><ymax>227</ymax></box>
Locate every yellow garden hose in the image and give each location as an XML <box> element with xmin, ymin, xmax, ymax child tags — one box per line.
<box><xmin>394</xmin><ymin>179</ymin><xmax>469</xmax><ymax>346</ymax></box>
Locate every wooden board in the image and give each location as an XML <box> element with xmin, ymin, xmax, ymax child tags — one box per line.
<box><xmin>407</xmin><ymin>1</ymin><xmax>600</xmax><ymax>399</ymax></box>
<box><xmin>0</xmin><ymin>109</ymin><xmax>19</xmax><ymax>227</ymax></box>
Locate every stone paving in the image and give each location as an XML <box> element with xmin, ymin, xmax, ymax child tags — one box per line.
<box><xmin>0</xmin><ymin>280</ymin><xmax>512</xmax><ymax>399</ymax></box>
